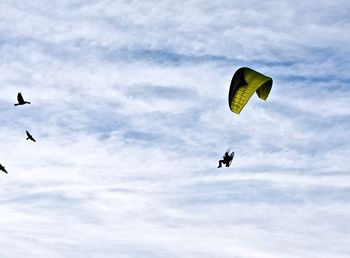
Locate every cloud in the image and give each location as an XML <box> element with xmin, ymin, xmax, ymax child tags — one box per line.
<box><xmin>0</xmin><ymin>0</ymin><xmax>349</xmax><ymax>257</ymax></box>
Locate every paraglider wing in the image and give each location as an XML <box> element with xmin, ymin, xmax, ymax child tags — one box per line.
<box><xmin>228</xmin><ymin>67</ymin><xmax>272</xmax><ymax>114</ymax></box>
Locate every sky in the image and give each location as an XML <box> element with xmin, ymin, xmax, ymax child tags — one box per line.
<box><xmin>0</xmin><ymin>1</ymin><xmax>349</xmax><ymax>257</ymax></box>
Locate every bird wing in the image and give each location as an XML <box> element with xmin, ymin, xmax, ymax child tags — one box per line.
<box><xmin>18</xmin><ymin>92</ymin><xmax>24</xmax><ymax>102</ymax></box>
<box><xmin>0</xmin><ymin>165</ymin><xmax>7</xmax><ymax>173</ymax></box>
<box><xmin>26</xmin><ymin>131</ymin><xmax>36</xmax><ymax>142</ymax></box>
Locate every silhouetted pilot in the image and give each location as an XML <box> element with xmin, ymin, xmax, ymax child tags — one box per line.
<box><xmin>217</xmin><ymin>151</ymin><xmax>232</xmax><ymax>168</ymax></box>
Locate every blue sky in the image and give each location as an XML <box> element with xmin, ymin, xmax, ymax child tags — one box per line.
<box><xmin>0</xmin><ymin>1</ymin><xmax>349</xmax><ymax>257</ymax></box>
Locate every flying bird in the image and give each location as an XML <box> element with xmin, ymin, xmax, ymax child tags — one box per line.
<box><xmin>26</xmin><ymin>130</ymin><xmax>36</xmax><ymax>142</ymax></box>
<box><xmin>0</xmin><ymin>164</ymin><xmax>8</xmax><ymax>174</ymax></box>
<box><xmin>14</xmin><ymin>92</ymin><xmax>31</xmax><ymax>106</ymax></box>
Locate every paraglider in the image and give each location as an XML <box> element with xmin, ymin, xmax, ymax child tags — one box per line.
<box><xmin>217</xmin><ymin>67</ymin><xmax>273</xmax><ymax>168</ymax></box>
<box><xmin>26</xmin><ymin>130</ymin><xmax>36</xmax><ymax>142</ymax></box>
<box><xmin>217</xmin><ymin>150</ymin><xmax>235</xmax><ymax>168</ymax></box>
<box><xmin>228</xmin><ymin>67</ymin><xmax>272</xmax><ymax>114</ymax></box>
<box><xmin>14</xmin><ymin>92</ymin><xmax>31</xmax><ymax>106</ymax></box>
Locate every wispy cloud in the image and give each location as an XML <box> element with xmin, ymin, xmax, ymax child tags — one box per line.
<box><xmin>0</xmin><ymin>0</ymin><xmax>349</xmax><ymax>257</ymax></box>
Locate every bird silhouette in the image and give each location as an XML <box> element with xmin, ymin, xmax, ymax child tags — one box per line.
<box><xmin>0</xmin><ymin>164</ymin><xmax>8</xmax><ymax>174</ymax></box>
<box><xmin>14</xmin><ymin>92</ymin><xmax>31</xmax><ymax>106</ymax></box>
<box><xmin>26</xmin><ymin>130</ymin><xmax>36</xmax><ymax>142</ymax></box>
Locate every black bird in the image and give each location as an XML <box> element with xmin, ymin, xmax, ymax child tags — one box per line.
<box><xmin>26</xmin><ymin>130</ymin><xmax>36</xmax><ymax>142</ymax></box>
<box><xmin>14</xmin><ymin>92</ymin><xmax>31</xmax><ymax>106</ymax></box>
<box><xmin>0</xmin><ymin>164</ymin><xmax>8</xmax><ymax>174</ymax></box>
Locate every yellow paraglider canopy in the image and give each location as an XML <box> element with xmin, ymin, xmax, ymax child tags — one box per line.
<box><xmin>228</xmin><ymin>67</ymin><xmax>272</xmax><ymax>114</ymax></box>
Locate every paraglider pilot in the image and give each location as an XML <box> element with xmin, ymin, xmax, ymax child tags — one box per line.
<box><xmin>217</xmin><ymin>151</ymin><xmax>232</xmax><ymax>168</ymax></box>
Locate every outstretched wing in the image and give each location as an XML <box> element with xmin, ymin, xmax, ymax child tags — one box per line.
<box><xmin>17</xmin><ymin>92</ymin><xmax>24</xmax><ymax>103</ymax></box>
<box><xmin>26</xmin><ymin>131</ymin><xmax>36</xmax><ymax>142</ymax></box>
<box><xmin>0</xmin><ymin>165</ymin><xmax>7</xmax><ymax>173</ymax></box>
